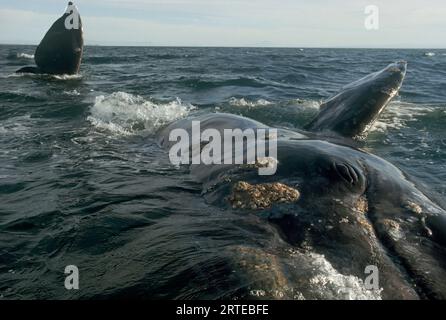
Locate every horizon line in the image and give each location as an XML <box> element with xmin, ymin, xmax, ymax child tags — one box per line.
<box><xmin>1</xmin><ymin>43</ymin><xmax>446</xmax><ymax>50</ymax></box>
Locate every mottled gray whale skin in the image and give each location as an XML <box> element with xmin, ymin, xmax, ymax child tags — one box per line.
<box><xmin>155</xmin><ymin>62</ymin><xmax>446</xmax><ymax>300</ymax></box>
<box><xmin>16</xmin><ymin>2</ymin><xmax>83</xmax><ymax>75</ymax></box>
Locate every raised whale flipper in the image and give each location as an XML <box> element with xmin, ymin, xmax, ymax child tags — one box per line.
<box><xmin>16</xmin><ymin>2</ymin><xmax>83</xmax><ymax>75</ymax></box>
<box><xmin>306</xmin><ymin>61</ymin><xmax>407</xmax><ymax>139</ymax></box>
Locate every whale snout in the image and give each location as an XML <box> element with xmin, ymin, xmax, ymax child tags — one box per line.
<box><xmin>379</xmin><ymin>61</ymin><xmax>407</xmax><ymax>98</ymax></box>
<box><xmin>397</xmin><ymin>60</ymin><xmax>407</xmax><ymax>72</ymax></box>
<box><xmin>306</xmin><ymin>61</ymin><xmax>408</xmax><ymax>138</ymax></box>
<box><xmin>386</xmin><ymin>60</ymin><xmax>407</xmax><ymax>76</ymax></box>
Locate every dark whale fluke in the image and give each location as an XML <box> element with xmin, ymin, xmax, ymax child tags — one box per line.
<box><xmin>16</xmin><ymin>2</ymin><xmax>83</xmax><ymax>75</ymax></box>
<box><xmin>306</xmin><ymin>61</ymin><xmax>407</xmax><ymax>138</ymax></box>
<box><xmin>15</xmin><ymin>66</ymin><xmax>41</xmax><ymax>74</ymax></box>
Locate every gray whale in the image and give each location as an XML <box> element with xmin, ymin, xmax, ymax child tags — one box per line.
<box><xmin>16</xmin><ymin>2</ymin><xmax>83</xmax><ymax>75</ymax></box>
<box><xmin>155</xmin><ymin>62</ymin><xmax>446</xmax><ymax>299</ymax></box>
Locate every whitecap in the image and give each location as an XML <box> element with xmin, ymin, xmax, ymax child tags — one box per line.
<box><xmin>288</xmin><ymin>98</ymin><xmax>320</xmax><ymax>110</ymax></box>
<box><xmin>371</xmin><ymin>101</ymin><xmax>435</xmax><ymax>132</ymax></box>
<box><xmin>87</xmin><ymin>92</ymin><xmax>195</xmax><ymax>135</ymax></box>
<box><xmin>17</xmin><ymin>53</ymin><xmax>34</xmax><ymax>59</ymax></box>
<box><xmin>228</xmin><ymin>97</ymin><xmax>320</xmax><ymax>111</ymax></box>
<box><xmin>229</xmin><ymin>97</ymin><xmax>273</xmax><ymax>108</ymax></box>
<box><xmin>63</xmin><ymin>89</ymin><xmax>81</xmax><ymax>96</ymax></box>
<box><xmin>424</xmin><ymin>52</ymin><xmax>435</xmax><ymax>57</ymax></box>
<box><xmin>0</xmin><ymin>115</ymin><xmax>33</xmax><ymax>136</ymax></box>
<box><xmin>306</xmin><ymin>253</ymin><xmax>382</xmax><ymax>300</ymax></box>
<box><xmin>52</xmin><ymin>74</ymin><xmax>83</xmax><ymax>81</ymax></box>
<box><xmin>6</xmin><ymin>73</ymin><xmax>26</xmax><ymax>78</ymax></box>
<box><xmin>7</xmin><ymin>72</ymin><xmax>83</xmax><ymax>81</ymax></box>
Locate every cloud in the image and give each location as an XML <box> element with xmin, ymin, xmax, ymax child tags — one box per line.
<box><xmin>0</xmin><ymin>9</ymin><xmax>54</xmax><ymax>44</ymax></box>
<box><xmin>0</xmin><ymin>0</ymin><xmax>445</xmax><ymax>47</ymax></box>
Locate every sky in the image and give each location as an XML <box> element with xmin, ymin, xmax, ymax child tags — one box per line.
<box><xmin>0</xmin><ymin>0</ymin><xmax>445</xmax><ymax>48</ymax></box>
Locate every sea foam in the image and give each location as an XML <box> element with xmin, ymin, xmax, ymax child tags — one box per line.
<box><xmin>229</xmin><ymin>97</ymin><xmax>273</xmax><ymax>108</ymax></box>
<box><xmin>305</xmin><ymin>252</ymin><xmax>382</xmax><ymax>300</ymax></box>
<box><xmin>17</xmin><ymin>53</ymin><xmax>34</xmax><ymax>59</ymax></box>
<box><xmin>88</xmin><ymin>91</ymin><xmax>195</xmax><ymax>135</ymax></box>
<box><xmin>371</xmin><ymin>101</ymin><xmax>435</xmax><ymax>132</ymax></box>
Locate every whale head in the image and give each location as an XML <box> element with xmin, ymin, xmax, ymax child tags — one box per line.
<box><xmin>306</xmin><ymin>61</ymin><xmax>407</xmax><ymax>139</ymax></box>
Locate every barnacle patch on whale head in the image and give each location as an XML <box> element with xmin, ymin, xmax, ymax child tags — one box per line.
<box><xmin>228</xmin><ymin>181</ymin><xmax>300</xmax><ymax>210</ymax></box>
<box><xmin>240</xmin><ymin>157</ymin><xmax>279</xmax><ymax>170</ymax></box>
<box><xmin>355</xmin><ymin>196</ymin><xmax>369</xmax><ymax>214</ymax></box>
<box><xmin>404</xmin><ymin>201</ymin><xmax>422</xmax><ymax>215</ymax></box>
<box><xmin>381</xmin><ymin>219</ymin><xmax>404</xmax><ymax>240</ymax></box>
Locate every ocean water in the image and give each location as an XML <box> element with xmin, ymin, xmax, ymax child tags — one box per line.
<box><xmin>0</xmin><ymin>45</ymin><xmax>445</xmax><ymax>299</ymax></box>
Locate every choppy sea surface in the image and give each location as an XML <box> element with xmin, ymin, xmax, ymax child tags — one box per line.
<box><xmin>0</xmin><ymin>46</ymin><xmax>445</xmax><ymax>299</ymax></box>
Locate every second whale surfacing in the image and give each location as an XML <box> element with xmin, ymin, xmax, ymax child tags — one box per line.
<box><xmin>154</xmin><ymin>61</ymin><xmax>446</xmax><ymax>300</ymax></box>
<box><xmin>16</xmin><ymin>2</ymin><xmax>83</xmax><ymax>75</ymax></box>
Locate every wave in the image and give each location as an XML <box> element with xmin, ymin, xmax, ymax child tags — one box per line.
<box><xmin>17</xmin><ymin>53</ymin><xmax>34</xmax><ymax>59</ymax></box>
<box><xmin>63</xmin><ymin>90</ymin><xmax>81</xmax><ymax>96</ymax></box>
<box><xmin>0</xmin><ymin>91</ymin><xmax>46</xmax><ymax>103</ymax></box>
<box><xmin>229</xmin><ymin>97</ymin><xmax>273</xmax><ymax>108</ymax></box>
<box><xmin>224</xmin><ymin>98</ymin><xmax>438</xmax><ymax>134</ymax></box>
<box><xmin>304</xmin><ymin>252</ymin><xmax>381</xmax><ymax>300</ymax></box>
<box><xmin>6</xmin><ymin>52</ymin><xmax>35</xmax><ymax>60</ymax></box>
<box><xmin>4</xmin><ymin>52</ymin><xmax>35</xmax><ymax>67</ymax></box>
<box><xmin>371</xmin><ymin>101</ymin><xmax>436</xmax><ymax>132</ymax></box>
<box><xmin>227</xmin><ymin>97</ymin><xmax>320</xmax><ymax>110</ymax></box>
<box><xmin>225</xmin><ymin>97</ymin><xmax>319</xmax><ymax>110</ymax></box>
<box><xmin>249</xmin><ymin>250</ymin><xmax>381</xmax><ymax>300</ymax></box>
<box><xmin>87</xmin><ymin>92</ymin><xmax>195</xmax><ymax>135</ymax></box>
<box><xmin>8</xmin><ymin>72</ymin><xmax>83</xmax><ymax>81</ymax></box>
<box><xmin>51</xmin><ymin>74</ymin><xmax>83</xmax><ymax>81</ymax></box>
<box><xmin>87</xmin><ymin>94</ymin><xmax>437</xmax><ymax>137</ymax></box>
<box><xmin>84</xmin><ymin>55</ymin><xmax>140</xmax><ymax>65</ymax></box>
<box><xmin>83</xmin><ymin>53</ymin><xmax>196</xmax><ymax>65</ymax></box>
<box><xmin>178</xmin><ymin>76</ymin><xmax>268</xmax><ymax>90</ymax></box>
<box><xmin>146</xmin><ymin>53</ymin><xmax>196</xmax><ymax>60</ymax></box>
<box><xmin>0</xmin><ymin>115</ymin><xmax>33</xmax><ymax>136</ymax></box>
<box><xmin>216</xmin><ymin>97</ymin><xmax>319</xmax><ymax>129</ymax></box>
<box><xmin>424</xmin><ymin>52</ymin><xmax>436</xmax><ymax>57</ymax></box>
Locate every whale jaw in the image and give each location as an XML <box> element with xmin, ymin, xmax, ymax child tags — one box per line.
<box><xmin>306</xmin><ymin>61</ymin><xmax>407</xmax><ymax>139</ymax></box>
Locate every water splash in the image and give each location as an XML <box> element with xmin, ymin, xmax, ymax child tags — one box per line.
<box><xmin>17</xmin><ymin>53</ymin><xmax>34</xmax><ymax>59</ymax></box>
<box><xmin>306</xmin><ymin>253</ymin><xmax>382</xmax><ymax>300</ymax></box>
<box><xmin>87</xmin><ymin>91</ymin><xmax>195</xmax><ymax>135</ymax></box>
<box><xmin>372</xmin><ymin>101</ymin><xmax>436</xmax><ymax>132</ymax></box>
<box><xmin>229</xmin><ymin>97</ymin><xmax>273</xmax><ymax>108</ymax></box>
